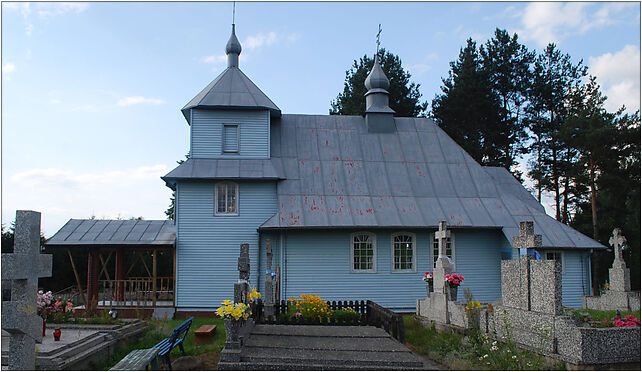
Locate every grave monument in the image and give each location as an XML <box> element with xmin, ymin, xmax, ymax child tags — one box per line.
<box><xmin>264</xmin><ymin>239</ymin><xmax>275</xmax><ymax>319</ymax></box>
<box><xmin>583</xmin><ymin>228</ymin><xmax>640</xmax><ymax>311</ymax></box>
<box><xmin>1</xmin><ymin>210</ymin><xmax>52</xmax><ymax>370</ymax></box>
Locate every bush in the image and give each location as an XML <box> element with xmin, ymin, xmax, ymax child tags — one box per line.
<box><xmin>331</xmin><ymin>308</ymin><xmax>360</xmax><ymax>323</ymax></box>
<box><xmin>286</xmin><ymin>294</ymin><xmax>331</xmax><ymax>322</ymax></box>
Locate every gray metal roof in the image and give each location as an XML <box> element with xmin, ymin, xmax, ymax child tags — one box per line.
<box><xmin>163</xmin><ymin>158</ymin><xmax>285</xmax><ymax>189</ymax></box>
<box><xmin>257</xmin><ymin>114</ymin><xmax>604</xmax><ymax>250</ymax></box>
<box><xmin>181</xmin><ymin>67</ymin><xmax>281</xmax><ymax>124</ymax></box>
<box><xmin>45</xmin><ymin>219</ymin><xmax>175</xmax><ymax>246</ymax></box>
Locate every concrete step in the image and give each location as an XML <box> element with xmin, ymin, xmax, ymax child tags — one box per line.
<box><xmin>245</xmin><ymin>334</ymin><xmax>409</xmax><ymax>352</ymax></box>
<box><xmin>251</xmin><ymin>325</ymin><xmax>390</xmax><ymax>338</ymax></box>
<box><xmin>219</xmin><ymin>360</ymin><xmax>430</xmax><ymax>370</ymax></box>
<box><xmin>240</xmin><ymin>346</ymin><xmax>425</xmax><ymax>368</ymax></box>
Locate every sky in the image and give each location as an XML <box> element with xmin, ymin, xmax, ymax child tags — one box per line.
<box><xmin>2</xmin><ymin>1</ymin><xmax>640</xmax><ymax>237</ymax></box>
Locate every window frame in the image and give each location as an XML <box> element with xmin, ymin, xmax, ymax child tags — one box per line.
<box><xmin>222</xmin><ymin>124</ymin><xmax>240</xmax><ymax>154</ymax></box>
<box><xmin>432</xmin><ymin>232</ymin><xmax>455</xmax><ymax>270</ymax></box>
<box><xmin>391</xmin><ymin>232</ymin><xmax>417</xmax><ymax>273</ymax></box>
<box><xmin>350</xmin><ymin>232</ymin><xmax>377</xmax><ymax>274</ymax></box>
<box><xmin>545</xmin><ymin>250</ymin><xmax>565</xmax><ymax>274</ymax></box>
<box><xmin>214</xmin><ymin>181</ymin><xmax>239</xmax><ymax>216</ymax></box>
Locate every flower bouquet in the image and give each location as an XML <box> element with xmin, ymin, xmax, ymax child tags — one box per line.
<box><xmin>216</xmin><ymin>299</ymin><xmax>252</xmax><ymax>346</ymax></box>
<box><xmin>444</xmin><ymin>273</ymin><xmax>465</xmax><ymax>301</ymax></box>
<box><xmin>423</xmin><ymin>272</ymin><xmax>434</xmax><ymax>294</ymax></box>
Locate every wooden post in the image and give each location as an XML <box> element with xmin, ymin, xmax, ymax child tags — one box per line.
<box><xmin>152</xmin><ymin>249</ymin><xmax>157</xmax><ymax>307</ymax></box>
<box><xmin>87</xmin><ymin>248</ymin><xmax>100</xmax><ymax>310</ymax></box>
<box><xmin>115</xmin><ymin>248</ymin><xmax>125</xmax><ymax>303</ymax></box>
<box><xmin>172</xmin><ymin>247</ymin><xmax>177</xmax><ymax>307</ymax></box>
<box><xmin>67</xmin><ymin>248</ymin><xmax>87</xmax><ymax>306</ymax></box>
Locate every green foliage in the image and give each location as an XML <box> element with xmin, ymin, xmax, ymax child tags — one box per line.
<box><xmin>165</xmin><ymin>153</ymin><xmax>189</xmax><ymax>220</ymax></box>
<box><xmin>330</xmin><ymin>48</ymin><xmax>428</xmax><ymax>117</ymax></box>
<box><xmin>331</xmin><ymin>308</ymin><xmax>361</xmax><ymax>323</ymax></box>
<box><xmin>404</xmin><ymin>316</ymin><xmax>563</xmax><ymax>370</ymax></box>
<box><xmin>571</xmin><ymin>309</ymin><xmax>641</xmax><ymax>323</ymax></box>
<box><xmin>93</xmin><ymin>317</ymin><xmax>225</xmax><ymax>370</ymax></box>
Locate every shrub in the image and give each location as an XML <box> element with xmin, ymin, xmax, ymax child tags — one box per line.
<box><xmin>287</xmin><ymin>294</ymin><xmax>330</xmax><ymax>321</ymax></box>
<box><xmin>331</xmin><ymin>308</ymin><xmax>360</xmax><ymax>323</ymax></box>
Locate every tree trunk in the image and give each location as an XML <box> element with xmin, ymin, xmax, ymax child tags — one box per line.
<box><xmin>589</xmin><ymin>158</ymin><xmax>598</xmax><ymax>240</ymax></box>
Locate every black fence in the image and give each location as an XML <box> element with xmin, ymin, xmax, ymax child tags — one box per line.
<box><xmin>250</xmin><ymin>299</ymin><xmax>404</xmax><ymax>343</ymax></box>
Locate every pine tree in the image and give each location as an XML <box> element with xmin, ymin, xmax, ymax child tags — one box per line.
<box><xmin>330</xmin><ymin>48</ymin><xmax>428</xmax><ymax>117</ymax></box>
<box><xmin>165</xmin><ymin>154</ymin><xmax>189</xmax><ymax>220</ymax></box>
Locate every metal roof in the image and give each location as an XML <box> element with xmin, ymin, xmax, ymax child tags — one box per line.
<box><xmin>162</xmin><ymin>158</ymin><xmax>286</xmax><ymax>189</ymax></box>
<box><xmin>257</xmin><ymin>114</ymin><xmax>604</xmax><ymax>250</ymax></box>
<box><xmin>45</xmin><ymin>219</ymin><xmax>175</xmax><ymax>246</ymax></box>
<box><xmin>181</xmin><ymin>67</ymin><xmax>281</xmax><ymax>124</ymax></box>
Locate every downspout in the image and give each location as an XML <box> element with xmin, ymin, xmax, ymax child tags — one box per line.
<box><xmin>282</xmin><ymin>231</ymin><xmax>287</xmax><ymax>300</ymax></box>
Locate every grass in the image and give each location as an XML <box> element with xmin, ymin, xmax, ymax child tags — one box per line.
<box><xmin>89</xmin><ymin>317</ymin><xmax>225</xmax><ymax>370</ymax></box>
<box><xmin>572</xmin><ymin>309</ymin><xmax>640</xmax><ymax>323</ymax></box>
<box><xmin>403</xmin><ymin>316</ymin><xmax>566</xmax><ymax>370</ymax></box>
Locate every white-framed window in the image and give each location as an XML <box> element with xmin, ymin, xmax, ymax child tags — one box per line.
<box><xmin>350</xmin><ymin>232</ymin><xmax>376</xmax><ymax>273</ymax></box>
<box><xmin>222</xmin><ymin>124</ymin><xmax>239</xmax><ymax>153</ymax></box>
<box><xmin>432</xmin><ymin>232</ymin><xmax>455</xmax><ymax>269</ymax></box>
<box><xmin>545</xmin><ymin>250</ymin><xmax>564</xmax><ymax>273</ymax></box>
<box><xmin>392</xmin><ymin>232</ymin><xmax>416</xmax><ymax>272</ymax></box>
<box><xmin>215</xmin><ymin>182</ymin><xmax>239</xmax><ymax>215</ymax></box>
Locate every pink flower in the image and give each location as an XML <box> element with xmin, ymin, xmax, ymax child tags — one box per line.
<box><xmin>459</xmin><ymin>275</ymin><xmax>465</xmax><ymax>281</ymax></box>
<box><xmin>453</xmin><ymin>279</ymin><xmax>460</xmax><ymax>285</ymax></box>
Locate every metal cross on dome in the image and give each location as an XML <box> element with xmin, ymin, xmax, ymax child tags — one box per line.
<box><xmin>376</xmin><ymin>24</ymin><xmax>382</xmax><ymax>55</ymax></box>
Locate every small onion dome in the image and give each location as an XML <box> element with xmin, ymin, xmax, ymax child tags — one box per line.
<box><xmin>364</xmin><ymin>54</ymin><xmax>390</xmax><ymax>90</ymax></box>
<box><xmin>226</xmin><ymin>24</ymin><xmax>242</xmax><ymax>56</ymax></box>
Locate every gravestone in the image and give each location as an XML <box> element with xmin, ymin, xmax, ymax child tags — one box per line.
<box><xmin>1</xmin><ymin>210</ymin><xmax>52</xmax><ymax>370</ymax></box>
<box><xmin>502</xmin><ymin>221</ymin><xmax>543</xmax><ymax>311</ymax></box>
<box><xmin>264</xmin><ymin>239</ymin><xmax>275</xmax><ymax>318</ymax></box>
<box><xmin>433</xmin><ymin>221</ymin><xmax>453</xmax><ymax>296</ymax></box>
<box><xmin>608</xmin><ymin>228</ymin><xmax>630</xmax><ymax>292</ymax></box>
<box><xmin>234</xmin><ymin>243</ymin><xmax>250</xmax><ymax>304</ymax></box>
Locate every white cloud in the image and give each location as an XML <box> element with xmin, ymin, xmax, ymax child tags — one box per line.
<box><xmin>36</xmin><ymin>2</ymin><xmax>89</xmax><ymax>18</ymax></box>
<box><xmin>200</xmin><ymin>54</ymin><xmax>227</xmax><ymax>65</ymax></box>
<box><xmin>116</xmin><ymin>96</ymin><xmax>165</xmax><ymax>107</ymax></box>
<box><xmin>5</xmin><ymin>164</ymin><xmax>171</xmax><ymax>236</ymax></box>
<box><xmin>407</xmin><ymin>53</ymin><xmax>439</xmax><ymax>76</ymax></box>
<box><xmin>72</xmin><ymin>105</ymin><xmax>100</xmax><ymax>112</ymax></box>
<box><xmin>50</xmin><ymin>99</ymin><xmax>61</xmax><ymax>104</ymax></box>
<box><xmin>589</xmin><ymin>45</ymin><xmax>640</xmax><ymax>112</ymax></box>
<box><xmin>2</xmin><ymin>63</ymin><xmax>16</xmax><ymax>74</ymax></box>
<box><xmin>517</xmin><ymin>2</ymin><xmax>638</xmax><ymax>47</ymax></box>
<box><xmin>244</xmin><ymin>31</ymin><xmax>278</xmax><ymax>50</ymax></box>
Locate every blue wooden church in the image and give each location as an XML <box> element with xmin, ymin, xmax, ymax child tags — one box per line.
<box><xmin>159</xmin><ymin>25</ymin><xmax>605</xmax><ymax>313</ymax></box>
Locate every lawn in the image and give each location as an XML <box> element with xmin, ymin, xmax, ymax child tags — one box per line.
<box><xmin>92</xmin><ymin>317</ymin><xmax>225</xmax><ymax>370</ymax></box>
<box><xmin>571</xmin><ymin>308</ymin><xmax>640</xmax><ymax>323</ymax></box>
<box><xmin>403</xmin><ymin>316</ymin><xmax>565</xmax><ymax>370</ymax></box>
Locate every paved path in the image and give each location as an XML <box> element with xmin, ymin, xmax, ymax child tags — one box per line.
<box><xmin>219</xmin><ymin>324</ymin><xmax>440</xmax><ymax>370</ymax></box>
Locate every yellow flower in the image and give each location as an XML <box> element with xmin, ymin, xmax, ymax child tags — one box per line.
<box><xmin>215</xmin><ymin>307</ymin><xmax>225</xmax><ymax>317</ymax></box>
<box><xmin>222</xmin><ymin>299</ymin><xmax>232</xmax><ymax>306</ymax></box>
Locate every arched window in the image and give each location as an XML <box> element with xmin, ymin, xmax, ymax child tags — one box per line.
<box><xmin>392</xmin><ymin>233</ymin><xmax>416</xmax><ymax>272</ymax></box>
<box><xmin>215</xmin><ymin>182</ymin><xmax>239</xmax><ymax>215</ymax></box>
<box><xmin>350</xmin><ymin>232</ymin><xmax>376</xmax><ymax>273</ymax></box>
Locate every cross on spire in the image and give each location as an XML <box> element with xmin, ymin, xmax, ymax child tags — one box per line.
<box><xmin>232</xmin><ymin>1</ymin><xmax>236</xmax><ymax>25</ymax></box>
<box><xmin>376</xmin><ymin>24</ymin><xmax>382</xmax><ymax>55</ymax></box>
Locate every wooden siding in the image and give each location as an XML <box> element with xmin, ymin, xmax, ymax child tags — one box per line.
<box><xmin>190</xmin><ymin>109</ymin><xmax>270</xmax><ymax>159</ymax></box>
<box><xmin>561</xmin><ymin>250</ymin><xmax>591</xmax><ymax>308</ymax></box>
<box><xmin>278</xmin><ymin>229</ymin><xmax>506</xmax><ymax>311</ymax></box>
<box><xmin>175</xmin><ymin>181</ymin><xmax>277</xmax><ymax>309</ymax></box>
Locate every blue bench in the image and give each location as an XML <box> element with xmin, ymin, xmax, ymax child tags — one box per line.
<box><xmin>153</xmin><ymin>316</ymin><xmax>194</xmax><ymax>370</ymax></box>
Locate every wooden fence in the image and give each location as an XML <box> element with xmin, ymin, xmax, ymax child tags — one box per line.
<box><xmin>251</xmin><ymin>299</ymin><xmax>404</xmax><ymax>342</ymax></box>
<box><xmin>97</xmin><ymin>276</ymin><xmax>174</xmax><ymax>308</ymax></box>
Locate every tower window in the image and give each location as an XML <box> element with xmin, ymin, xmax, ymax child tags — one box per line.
<box><xmin>223</xmin><ymin>124</ymin><xmax>239</xmax><ymax>153</ymax></box>
<box><xmin>215</xmin><ymin>182</ymin><xmax>238</xmax><ymax>215</ymax></box>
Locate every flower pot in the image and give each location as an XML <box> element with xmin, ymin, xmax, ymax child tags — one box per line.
<box><xmin>53</xmin><ymin>328</ymin><xmax>61</xmax><ymax>341</ymax></box>
<box><xmin>426</xmin><ymin>282</ymin><xmax>434</xmax><ymax>296</ymax></box>
<box><xmin>448</xmin><ymin>286</ymin><xmax>458</xmax><ymax>301</ymax></box>
<box><xmin>42</xmin><ymin>319</ymin><xmax>46</xmax><ymax>337</ymax></box>
<box><xmin>224</xmin><ymin>318</ymin><xmax>242</xmax><ymax>348</ymax></box>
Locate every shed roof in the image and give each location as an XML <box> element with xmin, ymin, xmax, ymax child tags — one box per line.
<box><xmin>45</xmin><ymin>219</ymin><xmax>175</xmax><ymax>247</ymax></box>
<box><xmin>255</xmin><ymin>114</ymin><xmax>604</xmax><ymax>250</ymax></box>
<box><xmin>181</xmin><ymin>67</ymin><xmax>281</xmax><ymax>124</ymax></box>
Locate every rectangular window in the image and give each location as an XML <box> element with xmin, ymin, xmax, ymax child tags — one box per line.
<box><xmin>215</xmin><ymin>182</ymin><xmax>238</xmax><ymax>215</ymax></box>
<box><xmin>393</xmin><ymin>233</ymin><xmax>415</xmax><ymax>272</ymax></box>
<box><xmin>351</xmin><ymin>233</ymin><xmax>376</xmax><ymax>272</ymax></box>
<box><xmin>222</xmin><ymin>124</ymin><xmax>239</xmax><ymax>153</ymax></box>
<box><xmin>433</xmin><ymin>234</ymin><xmax>454</xmax><ymax>268</ymax></box>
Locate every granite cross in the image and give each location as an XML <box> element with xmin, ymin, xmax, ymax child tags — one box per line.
<box><xmin>435</xmin><ymin>221</ymin><xmax>452</xmax><ymax>266</ymax></box>
<box><xmin>513</xmin><ymin>221</ymin><xmax>542</xmax><ymax>256</ymax></box>
<box><xmin>609</xmin><ymin>228</ymin><xmax>626</xmax><ymax>263</ymax></box>
<box><xmin>1</xmin><ymin>210</ymin><xmax>52</xmax><ymax>370</ymax></box>
<box><xmin>433</xmin><ymin>221</ymin><xmax>453</xmax><ymax>295</ymax></box>
<box><xmin>234</xmin><ymin>243</ymin><xmax>250</xmax><ymax>304</ymax></box>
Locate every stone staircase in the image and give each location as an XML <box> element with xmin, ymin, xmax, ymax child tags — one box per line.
<box><xmin>219</xmin><ymin>324</ymin><xmax>436</xmax><ymax>370</ymax></box>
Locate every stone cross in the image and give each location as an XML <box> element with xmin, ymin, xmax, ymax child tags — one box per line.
<box><xmin>513</xmin><ymin>221</ymin><xmax>542</xmax><ymax>256</ymax></box>
<box><xmin>264</xmin><ymin>239</ymin><xmax>275</xmax><ymax>318</ymax></box>
<box><xmin>234</xmin><ymin>243</ymin><xmax>250</xmax><ymax>304</ymax></box>
<box><xmin>1</xmin><ymin>210</ymin><xmax>52</xmax><ymax>370</ymax></box>
<box><xmin>433</xmin><ymin>221</ymin><xmax>453</xmax><ymax>295</ymax></box>
<box><xmin>608</xmin><ymin>228</ymin><xmax>630</xmax><ymax>292</ymax></box>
